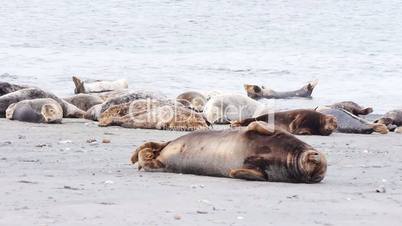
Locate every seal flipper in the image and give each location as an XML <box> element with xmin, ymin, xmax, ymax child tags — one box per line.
<box><xmin>371</xmin><ymin>123</ymin><xmax>388</xmax><ymax>134</ymax></box>
<box><xmin>229</xmin><ymin>168</ymin><xmax>266</xmax><ymax>181</ymax></box>
<box><xmin>360</xmin><ymin>107</ymin><xmax>373</xmax><ymax>115</ymax></box>
<box><xmin>131</xmin><ymin>142</ymin><xmax>169</xmax><ymax>171</ymax></box>
<box><xmin>305</xmin><ymin>80</ymin><xmax>319</xmax><ymax>92</ymax></box>
<box><xmin>231</xmin><ymin>117</ymin><xmax>257</xmax><ymax>127</ymax></box>
<box><xmin>137</xmin><ymin>148</ymin><xmax>165</xmax><ymax>171</ymax></box>
<box><xmin>72</xmin><ymin>76</ymin><xmax>85</xmax><ymax>94</ymax></box>
<box><xmin>246</xmin><ymin>121</ymin><xmax>275</xmax><ymax>136</ymax></box>
<box><xmin>5</xmin><ymin>103</ymin><xmax>17</xmax><ymax>119</ymax></box>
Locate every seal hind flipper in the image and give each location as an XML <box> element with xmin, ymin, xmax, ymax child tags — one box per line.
<box><xmin>229</xmin><ymin>168</ymin><xmax>266</xmax><ymax>181</ymax></box>
<box><xmin>305</xmin><ymin>80</ymin><xmax>319</xmax><ymax>92</ymax></box>
<box><xmin>72</xmin><ymin>76</ymin><xmax>85</xmax><ymax>94</ymax></box>
<box><xmin>361</xmin><ymin>107</ymin><xmax>373</xmax><ymax>115</ymax></box>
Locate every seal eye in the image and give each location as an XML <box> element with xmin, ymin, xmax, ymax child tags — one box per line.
<box><xmin>253</xmin><ymin>86</ymin><xmax>262</xmax><ymax>93</ymax></box>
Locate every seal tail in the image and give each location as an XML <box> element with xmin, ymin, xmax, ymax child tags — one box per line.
<box><xmin>72</xmin><ymin>76</ymin><xmax>85</xmax><ymax>94</ymax></box>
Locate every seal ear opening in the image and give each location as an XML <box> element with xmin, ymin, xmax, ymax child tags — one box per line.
<box><xmin>246</xmin><ymin>121</ymin><xmax>275</xmax><ymax>136</ymax></box>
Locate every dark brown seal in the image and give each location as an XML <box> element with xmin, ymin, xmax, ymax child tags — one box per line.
<box><xmin>231</xmin><ymin>109</ymin><xmax>337</xmax><ymax>136</ymax></box>
<box><xmin>244</xmin><ymin>80</ymin><xmax>318</xmax><ymax>99</ymax></box>
<box><xmin>131</xmin><ymin>121</ymin><xmax>327</xmax><ymax>183</ymax></box>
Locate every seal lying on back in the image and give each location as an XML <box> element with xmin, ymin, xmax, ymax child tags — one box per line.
<box><xmin>318</xmin><ymin>108</ymin><xmax>387</xmax><ymax>134</ymax></box>
<box><xmin>6</xmin><ymin>98</ymin><xmax>62</xmax><ymax>123</ymax></box>
<box><xmin>244</xmin><ymin>80</ymin><xmax>318</xmax><ymax>99</ymax></box>
<box><xmin>72</xmin><ymin>76</ymin><xmax>128</xmax><ymax>94</ymax></box>
<box><xmin>0</xmin><ymin>88</ymin><xmax>85</xmax><ymax>118</ymax></box>
<box><xmin>63</xmin><ymin>94</ymin><xmax>104</xmax><ymax>111</ymax></box>
<box><xmin>131</xmin><ymin>121</ymin><xmax>327</xmax><ymax>183</ymax></box>
<box><xmin>318</xmin><ymin>101</ymin><xmax>373</xmax><ymax>116</ymax></box>
<box><xmin>203</xmin><ymin>94</ymin><xmax>270</xmax><ymax>124</ymax></box>
<box><xmin>176</xmin><ymin>91</ymin><xmax>207</xmax><ymax>112</ymax></box>
<box><xmin>0</xmin><ymin>82</ymin><xmax>27</xmax><ymax>96</ymax></box>
<box><xmin>99</xmin><ymin>99</ymin><xmax>208</xmax><ymax>131</ymax></box>
<box><xmin>231</xmin><ymin>109</ymin><xmax>337</xmax><ymax>136</ymax></box>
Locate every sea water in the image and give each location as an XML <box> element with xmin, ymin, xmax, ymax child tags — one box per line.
<box><xmin>1</xmin><ymin>0</ymin><xmax>401</xmax><ymax>113</ymax></box>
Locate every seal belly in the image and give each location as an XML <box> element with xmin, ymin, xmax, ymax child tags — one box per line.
<box><xmin>12</xmin><ymin>105</ymin><xmax>44</xmax><ymax>122</ymax></box>
<box><xmin>158</xmin><ymin>131</ymin><xmax>248</xmax><ymax>177</ymax></box>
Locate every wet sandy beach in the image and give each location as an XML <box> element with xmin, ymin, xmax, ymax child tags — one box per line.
<box><xmin>0</xmin><ymin>119</ymin><xmax>401</xmax><ymax>226</ymax></box>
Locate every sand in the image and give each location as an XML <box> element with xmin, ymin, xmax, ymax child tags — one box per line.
<box><xmin>0</xmin><ymin>118</ymin><xmax>401</xmax><ymax>226</ymax></box>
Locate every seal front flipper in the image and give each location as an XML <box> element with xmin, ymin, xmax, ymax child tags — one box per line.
<box><xmin>229</xmin><ymin>168</ymin><xmax>266</xmax><ymax>181</ymax></box>
<box><xmin>137</xmin><ymin>148</ymin><xmax>165</xmax><ymax>172</ymax></box>
<box><xmin>246</xmin><ymin>121</ymin><xmax>275</xmax><ymax>135</ymax></box>
<box><xmin>131</xmin><ymin>142</ymin><xmax>169</xmax><ymax>171</ymax></box>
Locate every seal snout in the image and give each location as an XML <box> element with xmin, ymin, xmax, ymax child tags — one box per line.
<box><xmin>322</xmin><ymin>115</ymin><xmax>337</xmax><ymax>135</ymax></box>
<box><xmin>307</xmin><ymin>152</ymin><xmax>321</xmax><ymax>164</ymax></box>
<box><xmin>300</xmin><ymin>150</ymin><xmax>327</xmax><ymax>183</ymax></box>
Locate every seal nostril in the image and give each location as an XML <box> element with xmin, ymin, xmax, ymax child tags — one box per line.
<box><xmin>307</xmin><ymin>152</ymin><xmax>321</xmax><ymax>163</ymax></box>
